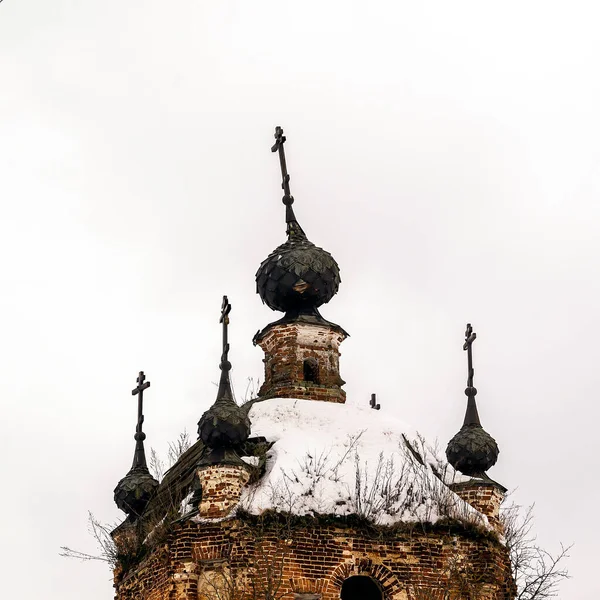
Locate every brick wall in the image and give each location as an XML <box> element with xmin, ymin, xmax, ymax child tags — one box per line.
<box><xmin>449</xmin><ymin>480</ymin><xmax>505</xmax><ymax>534</ymax></box>
<box><xmin>197</xmin><ymin>465</ymin><xmax>251</xmax><ymax>519</ymax></box>
<box><xmin>256</xmin><ymin>322</ymin><xmax>347</xmax><ymax>403</ymax></box>
<box><xmin>114</xmin><ymin>518</ymin><xmax>515</xmax><ymax>600</ymax></box>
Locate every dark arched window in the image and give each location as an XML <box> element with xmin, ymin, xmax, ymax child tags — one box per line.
<box><xmin>303</xmin><ymin>358</ymin><xmax>319</xmax><ymax>383</ymax></box>
<box><xmin>340</xmin><ymin>576</ymin><xmax>383</xmax><ymax>600</ymax></box>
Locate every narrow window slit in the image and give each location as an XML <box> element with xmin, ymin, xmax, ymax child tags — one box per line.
<box><xmin>303</xmin><ymin>358</ymin><xmax>319</xmax><ymax>384</ymax></box>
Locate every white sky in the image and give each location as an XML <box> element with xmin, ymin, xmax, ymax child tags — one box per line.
<box><xmin>1</xmin><ymin>1</ymin><xmax>598</xmax><ymax>598</ymax></box>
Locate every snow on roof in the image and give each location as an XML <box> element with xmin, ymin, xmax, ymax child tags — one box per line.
<box><xmin>239</xmin><ymin>397</ymin><xmax>483</xmax><ymax>527</ymax></box>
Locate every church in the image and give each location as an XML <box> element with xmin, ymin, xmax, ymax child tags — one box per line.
<box><xmin>111</xmin><ymin>127</ymin><xmax>515</xmax><ymax>600</ymax></box>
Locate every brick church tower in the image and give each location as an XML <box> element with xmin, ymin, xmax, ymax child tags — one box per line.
<box><xmin>110</xmin><ymin>128</ymin><xmax>516</xmax><ymax>600</ymax></box>
<box><xmin>254</xmin><ymin>126</ymin><xmax>348</xmax><ymax>404</ymax></box>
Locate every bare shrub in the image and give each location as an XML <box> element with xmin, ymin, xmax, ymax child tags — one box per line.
<box><xmin>349</xmin><ymin>434</ymin><xmax>483</xmax><ymax>526</ymax></box>
<box><xmin>149</xmin><ymin>429</ymin><xmax>192</xmax><ymax>482</ymax></box>
<box><xmin>60</xmin><ymin>512</ymin><xmax>119</xmax><ymax>567</ymax></box>
<box><xmin>61</xmin><ymin>430</ymin><xmax>192</xmax><ymax>571</ymax></box>
<box><xmin>258</xmin><ymin>432</ymin><xmax>365</xmax><ymax>515</ymax></box>
<box><xmin>243</xmin><ymin>377</ymin><xmax>261</xmax><ymax>403</ymax></box>
<box><xmin>246</xmin><ymin>539</ymin><xmax>289</xmax><ymax>600</ymax></box>
<box><xmin>502</xmin><ymin>501</ymin><xmax>571</xmax><ymax>599</ymax></box>
<box><xmin>199</xmin><ymin>562</ymin><xmax>248</xmax><ymax>600</ymax></box>
<box><xmin>252</xmin><ymin>430</ymin><xmax>482</xmax><ymax>527</ymax></box>
<box><xmin>352</xmin><ymin>452</ymin><xmax>407</xmax><ymax>520</ymax></box>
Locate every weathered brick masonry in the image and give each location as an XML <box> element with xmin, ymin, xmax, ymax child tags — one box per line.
<box><xmin>197</xmin><ymin>465</ymin><xmax>251</xmax><ymax>519</ymax></box>
<box><xmin>450</xmin><ymin>480</ymin><xmax>505</xmax><ymax>535</ymax></box>
<box><xmin>113</xmin><ymin>519</ymin><xmax>515</xmax><ymax>600</ymax></box>
<box><xmin>256</xmin><ymin>322</ymin><xmax>347</xmax><ymax>404</ymax></box>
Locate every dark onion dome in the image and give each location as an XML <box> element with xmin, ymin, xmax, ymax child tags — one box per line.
<box><xmin>256</xmin><ymin>126</ymin><xmax>341</xmax><ymax>315</ymax></box>
<box><xmin>114</xmin><ymin>372</ymin><xmax>158</xmax><ymax>519</ymax></box>
<box><xmin>114</xmin><ymin>456</ymin><xmax>159</xmax><ymax>518</ymax></box>
<box><xmin>446</xmin><ymin>386</ymin><xmax>500</xmax><ymax>478</ymax></box>
<box><xmin>198</xmin><ymin>376</ymin><xmax>251</xmax><ymax>450</ymax></box>
<box><xmin>256</xmin><ymin>230</ymin><xmax>341</xmax><ymax>314</ymax></box>
<box><xmin>197</xmin><ymin>297</ymin><xmax>251</xmax><ymax>466</ymax></box>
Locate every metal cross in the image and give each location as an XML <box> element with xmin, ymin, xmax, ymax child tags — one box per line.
<box><xmin>220</xmin><ymin>295</ymin><xmax>231</xmax><ymax>365</ymax></box>
<box><xmin>463</xmin><ymin>323</ymin><xmax>477</xmax><ymax>389</ymax></box>
<box><xmin>370</xmin><ymin>393</ymin><xmax>381</xmax><ymax>410</ymax></box>
<box><xmin>132</xmin><ymin>371</ymin><xmax>151</xmax><ymax>434</ymax></box>
<box><xmin>271</xmin><ymin>126</ymin><xmax>293</xmax><ymax>204</ymax></box>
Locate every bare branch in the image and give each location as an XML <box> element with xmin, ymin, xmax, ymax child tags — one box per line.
<box><xmin>502</xmin><ymin>500</ymin><xmax>571</xmax><ymax>599</ymax></box>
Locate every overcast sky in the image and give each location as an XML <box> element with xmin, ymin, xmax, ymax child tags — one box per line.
<box><xmin>1</xmin><ymin>1</ymin><xmax>598</xmax><ymax>598</ymax></box>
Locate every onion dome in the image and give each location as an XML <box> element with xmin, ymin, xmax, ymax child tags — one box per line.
<box><xmin>446</xmin><ymin>389</ymin><xmax>500</xmax><ymax>477</ymax></box>
<box><xmin>256</xmin><ymin>126</ymin><xmax>341</xmax><ymax>316</ymax></box>
<box><xmin>114</xmin><ymin>462</ymin><xmax>159</xmax><ymax>519</ymax></box>
<box><xmin>114</xmin><ymin>372</ymin><xmax>159</xmax><ymax>519</ymax></box>
<box><xmin>197</xmin><ymin>296</ymin><xmax>251</xmax><ymax>465</ymax></box>
<box><xmin>446</xmin><ymin>325</ymin><xmax>499</xmax><ymax>478</ymax></box>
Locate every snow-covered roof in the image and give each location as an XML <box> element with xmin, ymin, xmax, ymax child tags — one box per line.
<box><xmin>238</xmin><ymin>397</ymin><xmax>484</xmax><ymax>527</ymax></box>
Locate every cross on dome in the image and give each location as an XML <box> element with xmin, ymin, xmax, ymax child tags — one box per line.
<box><xmin>446</xmin><ymin>323</ymin><xmax>499</xmax><ymax>478</ymax></box>
<box><xmin>271</xmin><ymin>125</ymin><xmax>305</xmax><ymax>238</ymax></box>
<box><xmin>132</xmin><ymin>371</ymin><xmax>150</xmax><ymax>443</ymax></box>
<box><xmin>113</xmin><ymin>370</ymin><xmax>158</xmax><ymax>519</ymax></box>
<box><xmin>220</xmin><ymin>295</ymin><xmax>232</xmax><ymax>371</ymax></box>
<box><xmin>463</xmin><ymin>323</ymin><xmax>477</xmax><ymax>391</ymax></box>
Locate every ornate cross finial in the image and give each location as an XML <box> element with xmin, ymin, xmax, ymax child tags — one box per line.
<box><xmin>132</xmin><ymin>371</ymin><xmax>151</xmax><ymax>438</ymax></box>
<box><xmin>463</xmin><ymin>323</ymin><xmax>477</xmax><ymax>390</ymax></box>
<box><xmin>271</xmin><ymin>126</ymin><xmax>291</xmax><ymax>200</ymax></box>
<box><xmin>271</xmin><ymin>126</ymin><xmax>305</xmax><ymax>237</ymax></box>
<box><xmin>219</xmin><ymin>296</ymin><xmax>232</xmax><ymax>371</ymax></box>
<box><xmin>130</xmin><ymin>370</ymin><xmax>151</xmax><ymax>470</ymax></box>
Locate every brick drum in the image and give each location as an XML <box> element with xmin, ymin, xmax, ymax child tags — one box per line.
<box><xmin>197</xmin><ymin>465</ymin><xmax>251</xmax><ymax>519</ymax></box>
<box><xmin>113</xmin><ymin>517</ymin><xmax>515</xmax><ymax>600</ymax></box>
<box><xmin>450</xmin><ymin>480</ymin><xmax>505</xmax><ymax>534</ymax></box>
<box><xmin>256</xmin><ymin>322</ymin><xmax>347</xmax><ymax>404</ymax></box>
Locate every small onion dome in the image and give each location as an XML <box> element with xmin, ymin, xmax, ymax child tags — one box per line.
<box><xmin>114</xmin><ymin>433</ymin><xmax>159</xmax><ymax>519</ymax></box>
<box><xmin>445</xmin><ymin>387</ymin><xmax>499</xmax><ymax>477</ymax></box>
<box><xmin>197</xmin><ymin>357</ymin><xmax>251</xmax><ymax>461</ymax></box>
<box><xmin>446</xmin><ymin>424</ymin><xmax>499</xmax><ymax>477</ymax></box>
<box><xmin>256</xmin><ymin>232</ymin><xmax>341</xmax><ymax>314</ymax></box>
<box><xmin>114</xmin><ymin>467</ymin><xmax>159</xmax><ymax>518</ymax></box>
<box><xmin>198</xmin><ymin>393</ymin><xmax>251</xmax><ymax>449</ymax></box>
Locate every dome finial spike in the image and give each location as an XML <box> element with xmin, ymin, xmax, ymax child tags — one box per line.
<box><xmin>215</xmin><ymin>295</ymin><xmax>234</xmax><ymax>404</ymax></box>
<box><xmin>219</xmin><ymin>296</ymin><xmax>231</xmax><ymax>369</ymax></box>
<box><xmin>463</xmin><ymin>323</ymin><xmax>476</xmax><ymax>387</ymax></box>
<box><xmin>131</xmin><ymin>370</ymin><xmax>151</xmax><ymax>471</ymax></box>
<box><xmin>271</xmin><ymin>126</ymin><xmax>306</xmax><ymax>239</ymax></box>
<box><xmin>462</xmin><ymin>323</ymin><xmax>481</xmax><ymax>426</ymax></box>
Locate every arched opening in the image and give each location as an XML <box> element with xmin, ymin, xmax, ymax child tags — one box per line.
<box><xmin>303</xmin><ymin>358</ymin><xmax>319</xmax><ymax>383</ymax></box>
<box><xmin>340</xmin><ymin>575</ymin><xmax>383</xmax><ymax>600</ymax></box>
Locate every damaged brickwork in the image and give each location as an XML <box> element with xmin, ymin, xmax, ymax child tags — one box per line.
<box><xmin>197</xmin><ymin>465</ymin><xmax>251</xmax><ymax>519</ymax></box>
<box><xmin>256</xmin><ymin>322</ymin><xmax>347</xmax><ymax>404</ymax></box>
<box><xmin>113</xmin><ymin>517</ymin><xmax>516</xmax><ymax>600</ymax></box>
<box><xmin>449</xmin><ymin>480</ymin><xmax>505</xmax><ymax>535</ymax></box>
